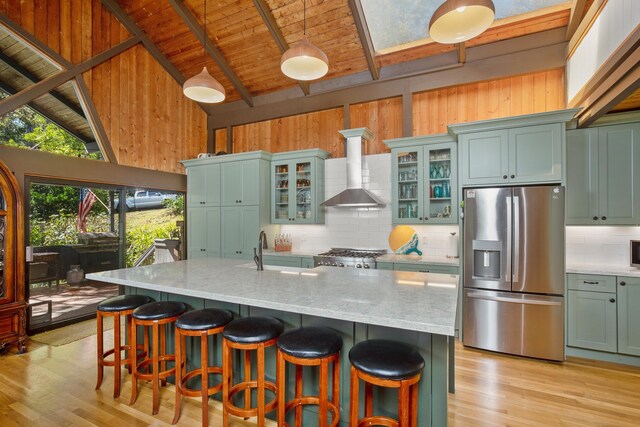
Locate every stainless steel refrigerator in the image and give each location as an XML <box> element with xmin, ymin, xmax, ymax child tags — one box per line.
<box><xmin>462</xmin><ymin>185</ymin><xmax>565</xmax><ymax>361</ymax></box>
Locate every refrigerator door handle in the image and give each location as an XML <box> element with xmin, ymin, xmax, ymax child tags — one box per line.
<box><xmin>513</xmin><ymin>196</ymin><xmax>520</xmax><ymax>283</ymax></box>
<box><xmin>467</xmin><ymin>290</ymin><xmax>562</xmax><ymax>306</ymax></box>
<box><xmin>505</xmin><ymin>196</ymin><xmax>512</xmax><ymax>282</ymax></box>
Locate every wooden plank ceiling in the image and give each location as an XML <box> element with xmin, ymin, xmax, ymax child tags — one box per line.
<box><xmin>113</xmin><ymin>0</ymin><xmax>571</xmax><ymax>105</ymax></box>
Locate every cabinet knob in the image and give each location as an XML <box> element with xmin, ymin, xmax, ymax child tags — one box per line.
<box><xmin>620</xmin><ymin>281</ymin><xmax>626</xmax><ymax>286</ymax></box>
<box><xmin>503</xmin><ymin>175</ymin><xmax>507</xmax><ymax>179</ymax></box>
<box><xmin>419</xmin><ymin>217</ymin><xmax>423</xmax><ymax>221</ymax></box>
<box><xmin>609</xmin><ymin>298</ymin><xmax>616</xmax><ymax>303</ymax></box>
<box><xmin>593</xmin><ymin>216</ymin><xmax>598</xmax><ymax>220</ymax></box>
<box><xmin>424</xmin><ymin>217</ymin><xmax>429</xmax><ymax>221</ymax></box>
<box><xmin>601</xmin><ymin>216</ymin><xmax>606</xmax><ymax>220</ymax></box>
<box><xmin>510</xmin><ymin>175</ymin><xmax>515</xmax><ymax>179</ymax></box>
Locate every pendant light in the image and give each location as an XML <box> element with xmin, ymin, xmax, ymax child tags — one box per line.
<box><xmin>280</xmin><ymin>0</ymin><xmax>328</xmax><ymax>81</ymax></box>
<box><xmin>183</xmin><ymin>0</ymin><xmax>225</xmax><ymax>103</ymax></box>
<box><xmin>429</xmin><ymin>0</ymin><xmax>495</xmax><ymax>44</ymax></box>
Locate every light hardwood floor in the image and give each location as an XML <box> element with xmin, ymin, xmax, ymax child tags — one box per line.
<box><xmin>0</xmin><ymin>331</ymin><xmax>639</xmax><ymax>426</ymax></box>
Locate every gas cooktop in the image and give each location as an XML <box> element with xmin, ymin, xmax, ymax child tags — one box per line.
<box><xmin>313</xmin><ymin>248</ymin><xmax>387</xmax><ymax>268</ymax></box>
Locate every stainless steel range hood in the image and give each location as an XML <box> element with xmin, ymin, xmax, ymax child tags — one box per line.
<box><xmin>321</xmin><ymin>127</ymin><xmax>386</xmax><ymax>208</ymax></box>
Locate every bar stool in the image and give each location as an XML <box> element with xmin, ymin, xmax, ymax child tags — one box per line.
<box><xmin>129</xmin><ymin>300</ymin><xmax>187</xmax><ymax>415</ymax></box>
<box><xmin>95</xmin><ymin>294</ymin><xmax>153</xmax><ymax>398</ymax></box>
<box><xmin>349</xmin><ymin>339</ymin><xmax>425</xmax><ymax>427</ymax></box>
<box><xmin>222</xmin><ymin>316</ymin><xmax>283</xmax><ymax>427</ymax></box>
<box><xmin>276</xmin><ymin>326</ymin><xmax>342</xmax><ymax>427</ymax></box>
<box><xmin>172</xmin><ymin>308</ymin><xmax>233</xmax><ymax>426</ymax></box>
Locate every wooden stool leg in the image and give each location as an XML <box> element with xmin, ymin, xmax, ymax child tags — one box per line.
<box><xmin>257</xmin><ymin>344</ymin><xmax>265</xmax><ymax>427</ymax></box>
<box><xmin>201</xmin><ymin>332</ymin><xmax>209</xmax><ymax>427</ymax></box>
<box><xmin>244</xmin><ymin>348</ymin><xmax>252</xmax><ymax>411</ymax></box>
<box><xmin>349</xmin><ymin>366</ymin><xmax>359</xmax><ymax>426</ymax></box>
<box><xmin>113</xmin><ymin>312</ymin><xmax>122</xmax><ymax>398</ymax></box>
<box><xmin>365</xmin><ymin>382</ymin><xmax>373</xmax><ymax>418</ymax></box>
<box><xmin>398</xmin><ymin>381</ymin><xmax>410</xmax><ymax>427</ymax></box>
<box><xmin>319</xmin><ymin>359</ymin><xmax>329</xmax><ymax>427</ymax></box>
<box><xmin>152</xmin><ymin>322</ymin><xmax>160</xmax><ymax>415</ymax></box>
<box><xmin>410</xmin><ymin>383</ymin><xmax>419</xmax><ymax>427</ymax></box>
<box><xmin>332</xmin><ymin>358</ymin><xmax>340</xmax><ymax>417</ymax></box>
<box><xmin>125</xmin><ymin>315</ymin><xmax>134</xmax><ymax>374</ymax></box>
<box><xmin>129</xmin><ymin>320</ymin><xmax>139</xmax><ymax>405</ymax></box>
<box><xmin>96</xmin><ymin>311</ymin><xmax>104</xmax><ymax>391</ymax></box>
<box><xmin>295</xmin><ymin>364</ymin><xmax>303</xmax><ymax>427</ymax></box>
<box><xmin>172</xmin><ymin>330</ymin><xmax>183</xmax><ymax>425</ymax></box>
<box><xmin>276</xmin><ymin>350</ymin><xmax>286</xmax><ymax>427</ymax></box>
<box><xmin>222</xmin><ymin>339</ymin><xmax>231</xmax><ymax>427</ymax></box>
<box><xmin>160</xmin><ymin>323</ymin><xmax>167</xmax><ymax>387</ymax></box>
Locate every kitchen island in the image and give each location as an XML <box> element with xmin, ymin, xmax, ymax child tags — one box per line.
<box><xmin>88</xmin><ymin>257</ymin><xmax>458</xmax><ymax>426</ymax></box>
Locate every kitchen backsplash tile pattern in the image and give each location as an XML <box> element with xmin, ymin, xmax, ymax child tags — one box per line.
<box><xmin>566</xmin><ymin>226</ymin><xmax>640</xmax><ymax>267</ymax></box>
<box><xmin>281</xmin><ymin>153</ymin><xmax>459</xmax><ymax>255</ymax></box>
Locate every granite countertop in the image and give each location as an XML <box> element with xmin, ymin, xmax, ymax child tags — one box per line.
<box><xmin>376</xmin><ymin>253</ymin><xmax>459</xmax><ymax>266</ymax></box>
<box><xmin>566</xmin><ymin>264</ymin><xmax>640</xmax><ymax>278</ymax></box>
<box><xmin>87</xmin><ymin>258</ymin><xmax>458</xmax><ymax>336</ymax></box>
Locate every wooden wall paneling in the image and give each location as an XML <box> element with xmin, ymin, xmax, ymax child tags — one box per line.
<box><xmin>412</xmin><ymin>69</ymin><xmax>566</xmax><ymax>136</ymax></box>
<box><xmin>214</xmin><ymin>128</ymin><xmax>228</xmax><ymax>153</ymax></box>
<box><xmin>349</xmin><ymin>97</ymin><xmax>403</xmax><ymax>154</ymax></box>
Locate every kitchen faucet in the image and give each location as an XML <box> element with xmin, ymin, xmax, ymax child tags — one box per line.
<box><xmin>254</xmin><ymin>230</ymin><xmax>268</xmax><ymax>270</ymax></box>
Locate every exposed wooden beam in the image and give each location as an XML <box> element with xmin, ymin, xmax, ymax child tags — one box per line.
<box><xmin>0</xmin><ymin>51</ymin><xmax>86</xmax><ymax>118</ymax></box>
<box><xmin>74</xmin><ymin>76</ymin><xmax>118</xmax><ymax>164</ymax></box>
<box><xmin>251</xmin><ymin>0</ymin><xmax>310</xmax><ymax>96</ymax></box>
<box><xmin>566</xmin><ymin>0</ymin><xmax>588</xmax><ymax>40</ymax></box>
<box><xmin>0</xmin><ymin>81</ymin><xmax>92</xmax><ymax>145</ymax></box>
<box><xmin>579</xmin><ymin>63</ymin><xmax>640</xmax><ymax>127</ymax></box>
<box><xmin>0</xmin><ymin>37</ymin><xmax>139</xmax><ymax>117</ymax></box>
<box><xmin>0</xmin><ymin>14</ymin><xmax>72</xmax><ymax>69</ymax></box>
<box><xmin>167</xmin><ymin>0</ymin><xmax>253</xmax><ymax>107</ymax></box>
<box><xmin>348</xmin><ymin>0</ymin><xmax>379</xmax><ymax>80</ymax></box>
<box><xmin>457</xmin><ymin>42</ymin><xmax>466</xmax><ymax>64</ymax></box>
<box><xmin>568</xmin><ymin>0</ymin><xmax>607</xmax><ymax>57</ymax></box>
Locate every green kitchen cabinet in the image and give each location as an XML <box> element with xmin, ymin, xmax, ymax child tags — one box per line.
<box><xmin>221</xmin><ymin>205</ymin><xmax>259</xmax><ymax>260</ymax></box>
<box><xmin>262</xmin><ymin>255</ymin><xmax>302</xmax><ymax>268</ymax></box>
<box><xmin>301</xmin><ymin>257</ymin><xmax>314</xmax><ymax>268</ymax></box>
<box><xmin>566</xmin><ymin>123</ymin><xmax>640</xmax><ymax>225</ymax></box>
<box><xmin>618</xmin><ymin>277</ymin><xmax>640</xmax><ymax>357</ymax></box>
<box><xmin>458</xmin><ymin>124</ymin><xmax>562</xmax><ymax>186</ymax></box>
<box><xmin>568</xmin><ymin>289</ymin><xmax>618</xmax><ymax>353</ymax></box>
<box><xmin>393</xmin><ymin>262</ymin><xmax>459</xmax><ymax>275</ymax></box>
<box><xmin>385</xmin><ymin>135</ymin><xmax>458</xmax><ymax>225</ymax></box>
<box><xmin>221</xmin><ymin>160</ymin><xmax>261</xmax><ymax>206</ymax></box>
<box><xmin>271</xmin><ymin>149</ymin><xmax>329</xmax><ymax>224</ymax></box>
<box><xmin>376</xmin><ymin>261</ymin><xmax>393</xmax><ymax>270</ymax></box>
<box><xmin>186</xmin><ymin>164</ymin><xmax>220</xmax><ymax>207</ymax></box>
<box><xmin>186</xmin><ymin>207</ymin><xmax>220</xmax><ymax>259</ymax></box>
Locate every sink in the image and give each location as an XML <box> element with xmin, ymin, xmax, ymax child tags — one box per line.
<box><xmin>237</xmin><ymin>263</ymin><xmax>308</xmax><ymax>273</ymax></box>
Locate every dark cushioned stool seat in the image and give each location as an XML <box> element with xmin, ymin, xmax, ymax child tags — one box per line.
<box><xmin>349</xmin><ymin>339</ymin><xmax>425</xmax><ymax>380</ymax></box>
<box><xmin>97</xmin><ymin>295</ymin><xmax>153</xmax><ymax>312</ymax></box>
<box><xmin>132</xmin><ymin>301</ymin><xmax>187</xmax><ymax>320</ymax></box>
<box><xmin>277</xmin><ymin>326</ymin><xmax>343</xmax><ymax>359</ymax></box>
<box><xmin>176</xmin><ymin>308</ymin><xmax>233</xmax><ymax>331</ymax></box>
<box><xmin>223</xmin><ymin>316</ymin><xmax>283</xmax><ymax>344</ymax></box>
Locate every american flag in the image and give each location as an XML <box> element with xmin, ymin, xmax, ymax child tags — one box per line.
<box><xmin>77</xmin><ymin>188</ymin><xmax>96</xmax><ymax>232</ymax></box>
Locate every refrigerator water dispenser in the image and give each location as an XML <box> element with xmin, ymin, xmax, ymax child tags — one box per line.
<box><xmin>472</xmin><ymin>240</ymin><xmax>501</xmax><ymax>279</ymax></box>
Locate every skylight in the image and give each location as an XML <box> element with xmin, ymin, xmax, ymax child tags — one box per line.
<box><xmin>360</xmin><ymin>0</ymin><xmax>571</xmax><ymax>53</ymax></box>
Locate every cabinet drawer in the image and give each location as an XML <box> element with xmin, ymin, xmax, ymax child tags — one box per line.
<box><xmin>568</xmin><ymin>274</ymin><xmax>616</xmax><ymax>292</ymax></box>
<box><xmin>262</xmin><ymin>255</ymin><xmax>302</xmax><ymax>268</ymax></box>
<box><xmin>376</xmin><ymin>262</ymin><xmax>393</xmax><ymax>270</ymax></box>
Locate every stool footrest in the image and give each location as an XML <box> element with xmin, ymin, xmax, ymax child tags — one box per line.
<box><xmin>176</xmin><ymin>367</ymin><xmax>223</xmax><ymax>398</ymax></box>
<box><xmin>135</xmin><ymin>355</ymin><xmax>176</xmax><ymax>381</ymax></box>
<box><xmin>99</xmin><ymin>345</ymin><xmax>147</xmax><ymax>368</ymax></box>
<box><xmin>226</xmin><ymin>380</ymin><xmax>278</xmax><ymax>417</ymax></box>
<box><xmin>357</xmin><ymin>416</ymin><xmax>399</xmax><ymax>427</ymax></box>
<box><xmin>282</xmin><ymin>397</ymin><xmax>340</xmax><ymax>427</ymax></box>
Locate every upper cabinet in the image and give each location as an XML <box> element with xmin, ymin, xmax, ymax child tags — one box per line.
<box><xmin>271</xmin><ymin>149</ymin><xmax>329</xmax><ymax>224</ymax></box>
<box><xmin>450</xmin><ymin>109</ymin><xmax>579</xmax><ymax>187</ymax></box>
<box><xmin>566</xmin><ymin>122</ymin><xmax>640</xmax><ymax>225</ymax></box>
<box><xmin>186</xmin><ymin>164</ymin><xmax>221</xmax><ymax>207</ymax></box>
<box><xmin>385</xmin><ymin>135</ymin><xmax>458</xmax><ymax>225</ymax></box>
<box><xmin>222</xmin><ymin>160</ymin><xmax>260</xmax><ymax>206</ymax></box>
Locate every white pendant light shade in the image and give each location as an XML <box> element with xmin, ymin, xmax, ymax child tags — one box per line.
<box><xmin>183</xmin><ymin>66</ymin><xmax>225</xmax><ymax>103</ymax></box>
<box><xmin>281</xmin><ymin>36</ymin><xmax>329</xmax><ymax>81</ymax></box>
<box><xmin>429</xmin><ymin>0</ymin><xmax>495</xmax><ymax>44</ymax></box>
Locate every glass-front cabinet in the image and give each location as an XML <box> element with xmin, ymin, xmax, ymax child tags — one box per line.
<box><xmin>271</xmin><ymin>149</ymin><xmax>329</xmax><ymax>224</ymax></box>
<box><xmin>387</xmin><ymin>135</ymin><xmax>458</xmax><ymax>225</ymax></box>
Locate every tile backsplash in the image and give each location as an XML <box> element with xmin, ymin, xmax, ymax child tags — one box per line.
<box><xmin>281</xmin><ymin>153</ymin><xmax>459</xmax><ymax>255</ymax></box>
<box><xmin>566</xmin><ymin>226</ymin><xmax>640</xmax><ymax>267</ymax></box>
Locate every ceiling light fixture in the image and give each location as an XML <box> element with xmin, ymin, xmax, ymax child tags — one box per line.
<box><xmin>183</xmin><ymin>0</ymin><xmax>225</xmax><ymax>103</ymax></box>
<box><xmin>429</xmin><ymin>0</ymin><xmax>495</xmax><ymax>44</ymax></box>
<box><xmin>280</xmin><ymin>0</ymin><xmax>329</xmax><ymax>81</ymax></box>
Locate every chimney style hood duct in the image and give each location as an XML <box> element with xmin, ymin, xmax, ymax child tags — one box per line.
<box><xmin>321</xmin><ymin>127</ymin><xmax>386</xmax><ymax>208</ymax></box>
